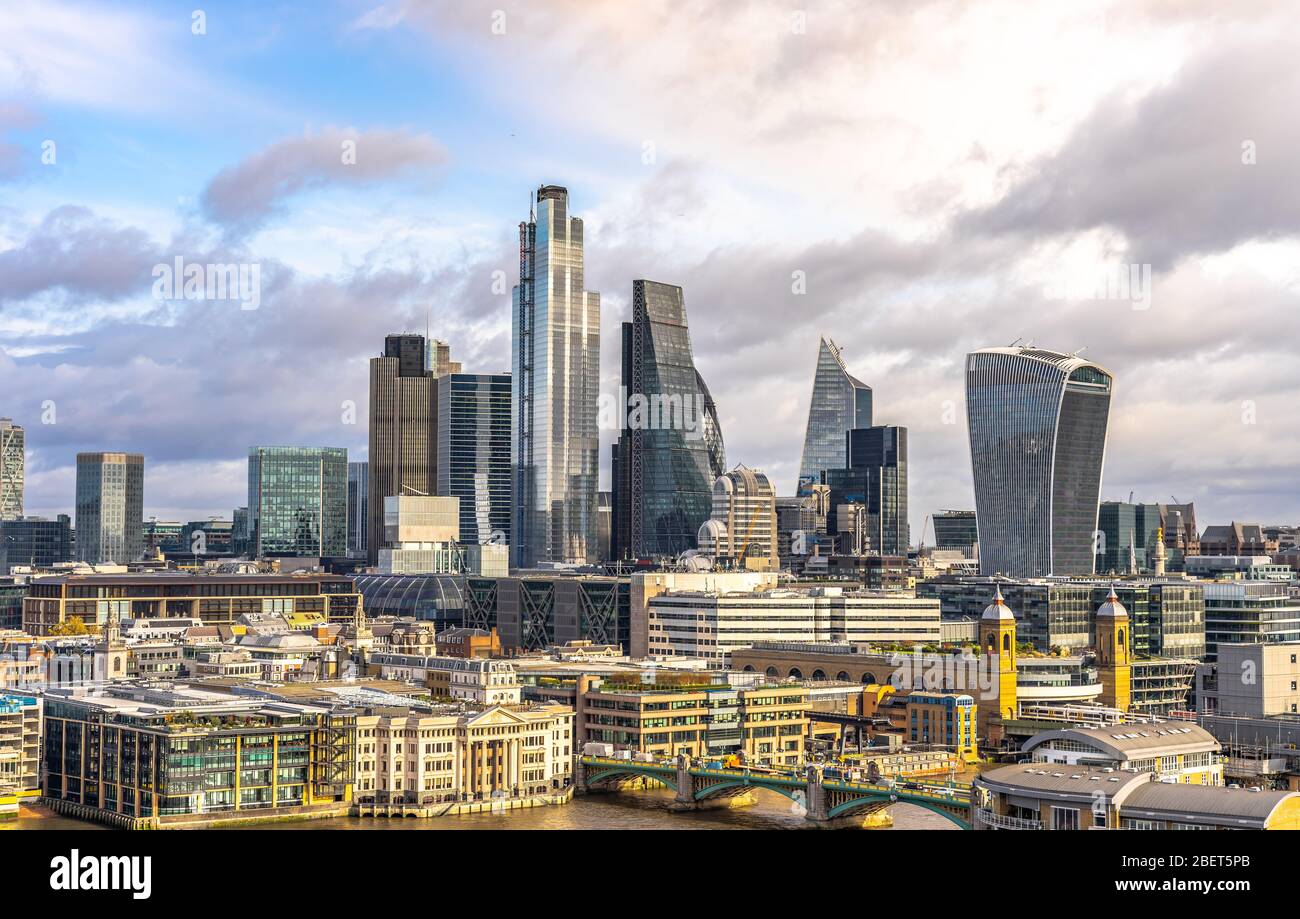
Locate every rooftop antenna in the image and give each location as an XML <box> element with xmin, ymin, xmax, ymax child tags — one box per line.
<box><xmin>1009</xmin><ymin>337</ymin><xmax>1024</xmax><ymax>348</ymax></box>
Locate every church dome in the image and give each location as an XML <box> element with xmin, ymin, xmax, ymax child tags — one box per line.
<box><xmin>981</xmin><ymin>585</ymin><xmax>1016</xmax><ymax>621</ymax></box>
<box><xmin>1096</xmin><ymin>585</ymin><xmax>1129</xmax><ymax>619</ymax></box>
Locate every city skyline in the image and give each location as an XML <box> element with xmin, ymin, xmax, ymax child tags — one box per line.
<box><xmin>3</xmin><ymin>1</ymin><xmax>1299</xmax><ymax>539</ymax></box>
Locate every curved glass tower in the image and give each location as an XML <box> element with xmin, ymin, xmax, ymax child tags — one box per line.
<box><xmin>611</xmin><ymin>280</ymin><xmax>726</xmax><ymax>560</ymax></box>
<box><xmin>966</xmin><ymin>346</ymin><xmax>1113</xmax><ymax>577</ymax></box>
<box><xmin>797</xmin><ymin>338</ymin><xmax>872</xmax><ymax>490</ymax></box>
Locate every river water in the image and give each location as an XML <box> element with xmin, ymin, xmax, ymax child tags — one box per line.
<box><xmin>4</xmin><ymin>789</ymin><xmax>957</xmax><ymax>831</ymax></box>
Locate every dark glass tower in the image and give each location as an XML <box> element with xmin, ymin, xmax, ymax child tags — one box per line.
<box><xmin>797</xmin><ymin>338</ymin><xmax>872</xmax><ymax>491</ymax></box>
<box><xmin>368</xmin><ymin>333</ymin><xmax>437</xmax><ymax>564</ymax></box>
<box><xmin>966</xmin><ymin>346</ymin><xmax>1113</xmax><ymax>577</ymax></box>
<box><xmin>346</xmin><ymin>462</ymin><xmax>368</xmax><ymax>558</ymax></box>
<box><xmin>823</xmin><ymin>426</ymin><xmax>909</xmax><ymax>556</ymax></box>
<box><xmin>437</xmin><ymin>372</ymin><xmax>512</xmax><ymax>546</ymax></box>
<box><xmin>611</xmin><ymin>280</ymin><xmax>726</xmax><ymax>561</ymax></box>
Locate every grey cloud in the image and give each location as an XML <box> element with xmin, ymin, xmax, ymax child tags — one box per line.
<box><xmin>0</xmin><ymin>205</ymin><xmax>159</xmax><ymax>303</ymax></box>
<box><xmin>956</xmin><ymin>33</ymin><xmax>1300</xmax><ymax>269</ymax></box>
<box><xmin>201</xmin><ymin>127</ymin><xmax>446</xmax><ymax>233</ymax></box>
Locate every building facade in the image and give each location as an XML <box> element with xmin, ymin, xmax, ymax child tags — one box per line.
<box><xmin>797</xmin><ymin>338</ymin><xmax>872</xmax><ymax>490</ymax></box>
<box><xmin>75</xmin><ymin>452</ymin><xmax>144</xmax><ymax>565</ymax></box>
<box><xmin>1096</xmin><ymin>500</ymin><xmax>1162</xmax><ymax>574</ymax></box>
<box><xmin>699</xmin><ymin>466</ymin><xmax>779</xmax><ymax>570</ymax></box>
<box><xmin>40</xmin><ymin>684</ymin><xmax>355</xmax><ymax>827</ymax></box>
<box><xmin>22</xmin><ymin>572</ymin><xmax>363</xmax><ymax>635</ymax></box>
<box><xmin>369</xmin><ymin>333</ymin><xmax>438</xmax><ymax>565</ymax></box>
<box><xmin>0</xmin><ymin>418</ymin><xmax>23</xmax><ymax>520</ymax></box>
<box><xmin>611</xmin><ymin>280</ymin><xmax>726</xmax><ymax>562</ymax></box>
<box><xmin>1203</xmin><ymin>581</ymin><xmax>1300</xmax><ymax>661</ymax></box>
<box><xmin>932</xmin><ymin>510</ymin><xmax>978</xmax><ymax>556</ymax></box>
<box><xmin>437</xmin><ymin>372</ymin><xmax>511</xmax><ymax>547</ymax></box>
<box><xmin>966</xmin><ymin>346</ymin><xmax>1112</xmax><ymax>577</ymax></box>
<box><xmin>512</xmin><ymin>185</ymin><xmax>601</xmax><ymax>567</ymax></box>
<box><xmin>347</xmin><ymin>461</ymin><xmax>368</xmax><ymax>559</ymax></box>
<box><xmin>247</xmin><ymin>446</ymin><xmax>348</xmax><ymax>558</ymax></box>
<box><xmin>0</xmin><ymin>514</ymin><xmax>72</xmax><ymax>574</ymax></box>
<box><xmin>824</xmin><ymin>425</ymin><xmax>909</xmax><ymax>556</ymax></box>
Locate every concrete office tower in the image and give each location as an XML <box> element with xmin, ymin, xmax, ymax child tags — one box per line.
<box><xmin>427</xmin><ymin>338</ymin><xmax>462</xmax><ymax>377</ymax></box>
<box><xmin>699</xmin><ymin>466</ymin><xmax>779</xmax><ymax>571</ymax></box>
<box><xmin>369</xmin><ymin>333</ymin><xmax>438</xmax><ymax>564</ymax></box>
<box><xmin>512</xmin><ymin>185</ymin><xmax>600</xmax><ymax>567</ymax></box>
<box><xmin>247</xmin><ymin>447</ymin><xmax>348</xmax><ymax>557</ymax></box>
<box><xmin>0</xmin><ymin>419</ymin><xmax>23</xmax><ymax>519</ymax></box>
<box><xmin>796</xmin><ymin>338</ymin><xmax>872</xmax><ymax>491</ymax></box>
<box><xmin>75</xmin><ymin>452</ymin><xmax>144</xmax><ymax>565</ymax></box>
<box><xmin>347</xmin><ymin>461</ymin><xmax>368</xmax><ymax>558</ymax></box>
<box><xmin>966</xmin><ymin>346</ymin><xmax>1113</xmax><ymax>578</ymax></box>
<box><xmin>437</xmin><ymin>372</ymin><xmax>512</xmax><ymax>546</ymax></box>
<box><xmin>611</xmin><ymin>280</ymin><xmax>726</xmax><ymax>561</ymax></box>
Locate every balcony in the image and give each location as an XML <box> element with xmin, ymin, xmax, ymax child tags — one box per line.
<box><xmin>974</xmin><ymin>807</ymin><xmax>1043</xmax><ymax>830</ymax></box>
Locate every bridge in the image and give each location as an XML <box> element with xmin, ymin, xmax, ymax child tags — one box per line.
<box><xmin>576</xmin><ymin>755</ymin><xmax>972</xmax><ymax>828</ymax></box>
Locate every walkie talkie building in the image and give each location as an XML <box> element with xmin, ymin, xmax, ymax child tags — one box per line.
<box><xmin>966</xmin><ymin>346</ymin><xmax>1113</xmax><ymax>578</ymax></box>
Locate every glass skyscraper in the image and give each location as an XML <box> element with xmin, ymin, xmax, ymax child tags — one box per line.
<box><xmin>0</xmin><ymin>418</ymin><xmax>24</xmax><ymax>519</ymax></box>
<box><xmin>611</xmin><ymin>280</ymin><xmax>726</xmax><ymax>561</ymax></box>
<box><xmin>822</xmin><ymin>426</ymin><xmax>909</xmax><ymax>556</ymax></box>
<box><xmin>75</xmin><ymin>452</ymin><xmax>144</xmax><ymax>564</ymax></box>
<box><xmin>512</xmin><ymin>185</ymin><xmax>600</xmax><ymax>567</ymax></box>
<box><xmin>437</xmin><ymin>372</ymin><xmax>512</xmax><ymax>546</ymax></box>
<box><xmin>0</xmin><ymin>514</ymin><xmax>72</xmax><ymax>574</ymax></box>
<box><xmin>966</xmin><ymin>346</ymin><xmax>1113</xmax><ymax>577</ymax></box>
<box><xmin>797</xmin><ymin>338</ymin><xmax>872</xmax><ymax>490</ymax></box>
<box><xmin>247</xmin><ymin>447</ymin><xmax>348</xmax><ymax>557</ymax></box>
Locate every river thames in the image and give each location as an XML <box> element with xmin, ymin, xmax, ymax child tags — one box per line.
<box><xmin>5</xmin><ymin>787</ymin><xmax>958</xmax><ymax>831</ymax></box>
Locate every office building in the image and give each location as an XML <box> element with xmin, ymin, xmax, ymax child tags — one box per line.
<box><xmin>1200</xmin><ymin>522</ymin><xmax>1278</xmax><ymax>557</ymax></box>
<box><xmin>369</xmin><ymin>333</ymin><xmax>438</xmax><ymax>565</ymax></box>
<box><xmin>22</xmin><ymin>571</ymin><xmax>363</xmax><ymax>635</ymax></box>
<box><xmin>0</xmin><ymin>693</ymin><xmax>39</xmax><ymax>816</ymax></box>
<box><xmin>231</xmin><ymin>506</ymin><xmax>251</xmax><ymax>556</ymax></box>
<box><xmin>776</xmin><ymin>486</ymin><xmax>831</xmax><ymax>569</ymax></box>
<box><xmin>1199</xmin><ymin>642</ymin><xmax>1300</xmax><ymax>717</ymax></box>
<box><xmin>143</xmin><ymin>519</ymin><xmax>183</xmax><ymax>555</ymax></box>
<box><xmin>40</xmin><ymin>683</ymin><xmax>355</xmax><ymax>828</ymax></box>
<box><xmin>932</xmin><ymin>510</ymin><xmax>978</xmax><ymax>556</ymax></box>
<box><xmin>347</xmin><ymin>461</ymin><xmax>368</xmax><ymax>558</ymax></box>
<box><xmin>966</xmin><ymin>346</ymin><xmax>1112</xmax><ymax>577</ymax></box>
<box><xmin>512</xmin><ymin>185</ymin><xmax>600</xmax><ymax>567</ymax></box>
<box><xmin>646</xmin><ymin>586</ymin><xmax>942</xmax><ymax>665</ymax></box>
<box><xmin>377</xmin><ymin>495</ymin><xmax>463</xmax><ymax>575</ymax></box>
<box><xmin>75</xmin><ymin>452</ymin><xmax>144</xmax><ymax>565</ymax></box>
<box><xmin>698</xmin><ymin>466</ymin><xmax>779</xmax><ymax>570</ymax></box>
<box><xmin>464</xmin><ymin>574</ymin><xmax>631</xmax><ymax>653</ymax></box>
<box><xmin>917</xmin><ymin>575</ymin><xmax>1204</xmax><ymax>660</ymax></box>
<box><xmin>0</xmin><ymin>515</ymin><xmax>72</xmax><ymax>574</ymax></box>
<box><xmin>1096</xmin><ymin>500</ymin><xmax>1162</xmax><ymax>574</ymax></box>
<box><xmin>1158</xmin><ymin>502</ymin><xmax>1199</xmax><ymax>570</ymax></box>
<box><xmin>437</xmin><ymin>372</ymin><xmax>511</xmax><ymax>546</ymax></box>
<box><xmin>797</xmin><ymin>338</ymin><xmax>872</xmax><ymax>490</ymax></box>
<box><xmin>1203</xmin><ymin>581</ymin><xmax>1300</xmax><ymax>661</ymax></box>
<box><xmin>247</xmin><ymin>446</ymin><xmax>348</xmax><ymax>558</ymax></box>
<box><xmin>578</xmin><ymin>673</ymin><xmax>808</xmax><ymax>766</ymax></box>
<box><xmin>611</xmin><ymin>280</ymin><xmax>726</xmax><ymax>561</ymax></box>
<box><xmin>426</xmin><ymin>337</ymin><xmax>461</xmax><ymax>377</ymax></box>
<box><xmin>0</xmin><ymin>419</ymin><xmax>23</xmax><ymax>519</ymax></box>
<box><xmin>824</xmin><ymin>426</ymin><xmax>909</xmax><ymax>555</ymax></box>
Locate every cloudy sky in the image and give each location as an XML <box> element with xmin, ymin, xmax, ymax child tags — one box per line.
<box><xmin>2</xmin><ymin>0</ymin><xmax>1298</xmax><ymax>537</ymax></box>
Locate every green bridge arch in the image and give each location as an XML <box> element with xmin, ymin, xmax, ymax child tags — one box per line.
<box><xmin>826</xmin><ymin>794</ymin><xmax>972</xmax><ymax>829</ymax></box>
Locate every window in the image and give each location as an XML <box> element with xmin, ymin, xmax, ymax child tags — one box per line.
<box><xmin>1050</xmin><ymin>806</ymin><xmax>1080</xmax><ymax>831</ymax></box>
